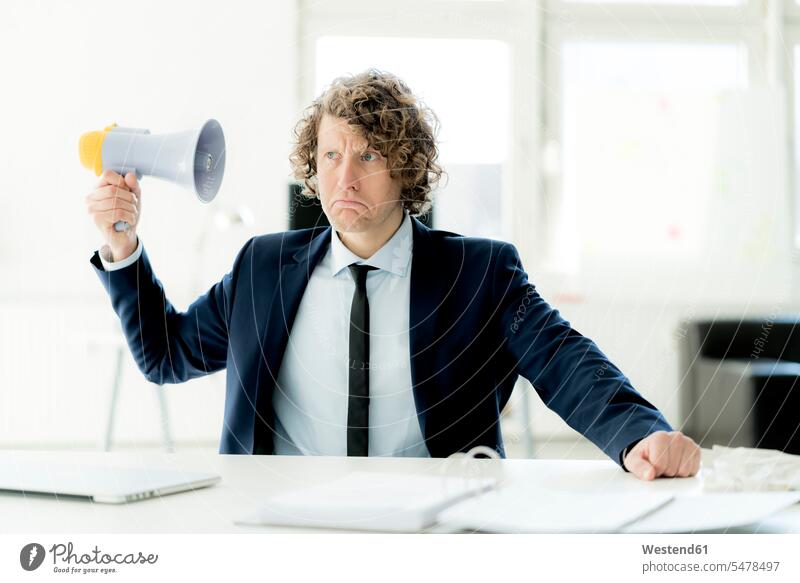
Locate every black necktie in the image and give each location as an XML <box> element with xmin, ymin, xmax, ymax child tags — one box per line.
<box><xmin>347</xmin><ymin>263</ymin><xmax>378</xmax><ymax>456</ymax></box>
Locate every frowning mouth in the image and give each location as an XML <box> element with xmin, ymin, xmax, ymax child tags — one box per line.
<box><xmin>333</xmin><ymin>199</ymin><xmax>366</xmax><ymax>209</ymax></box>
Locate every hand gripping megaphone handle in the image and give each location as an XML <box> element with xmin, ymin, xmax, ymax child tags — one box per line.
<box><xmin>110</xmin><ymin>168</ymin><xmax>142</xmax><ymax>232</ymax></box>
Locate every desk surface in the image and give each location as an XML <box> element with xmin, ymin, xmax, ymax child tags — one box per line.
<box><xmin>1</xmin><ymin>450</ymin><xmax>798</xmax><ymax>534</ymax></box>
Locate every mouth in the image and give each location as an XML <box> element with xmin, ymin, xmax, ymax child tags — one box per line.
<box><xmin>333</xmin><ymin>199</ymin><xmax>366</xmax><ymax>209</ymax></box>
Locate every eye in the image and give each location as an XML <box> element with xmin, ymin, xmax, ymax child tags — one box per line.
<box><xmin>324</xmin><ymin>151</ymin><xmax>339</xmax><ymax>160</ymax></box>
<box><xmin>361</xmin><ymin>151</ymin><xmax>380</xmax><ymax>162</ymax></box>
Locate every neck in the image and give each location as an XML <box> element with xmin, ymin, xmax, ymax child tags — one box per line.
<box><xmin>338</xmin><ymin>207</ymin><xmax>404</xmax><ymax>259</ymax></box>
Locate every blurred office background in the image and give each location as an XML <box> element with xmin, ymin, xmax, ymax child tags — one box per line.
<box><xmin>0</xmin><ymin>0</ymin><xmax>798</xmax><ymax>459</ymax></box>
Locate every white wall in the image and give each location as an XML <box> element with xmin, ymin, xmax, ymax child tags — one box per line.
<box><xmin>0</xmin><ymin>0</ymin><xmax>299</xmax><ymax>447</ymax></box>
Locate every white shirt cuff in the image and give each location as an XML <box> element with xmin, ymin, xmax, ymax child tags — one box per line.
<box><xmin>98</xmin><ymin>238</ymin><xmax>143</xmax><ymax>271</ymax></box>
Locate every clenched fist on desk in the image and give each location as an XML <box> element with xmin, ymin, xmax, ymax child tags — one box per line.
<box><xmin>624</xmin><ymin>431</ymin><xmax>701</xmax><ymax>480</ymax></box>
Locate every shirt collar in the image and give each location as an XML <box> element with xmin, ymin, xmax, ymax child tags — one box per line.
<box><xmin>330</xmin><ymin>210</ymin><xmax>413</xmax><ymax>278</ymax></box>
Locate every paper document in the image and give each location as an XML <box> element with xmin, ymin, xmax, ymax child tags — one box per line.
<box><xmin>623</xmin><ymin>492</ymin><xmax>800</xmax><ymax>533</ymax></box>
<box><xmin>438</xmin><ymin>487</ymin><xmax>673</xmax><ymax>533</ymax></box>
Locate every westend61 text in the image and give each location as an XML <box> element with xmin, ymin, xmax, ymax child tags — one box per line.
<box><xmin>642</xmin><ymin>544</ymin><xmax>708</xmax><ymax>555</ymax></box>
<box><xmin>49</xmin><ymin>542</ymin><xmax>158</xmax><ymax>565</ymax></box>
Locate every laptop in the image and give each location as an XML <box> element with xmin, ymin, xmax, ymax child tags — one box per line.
<box><xmin>0</xmin><ymin>462</ymin><xmax>220</xmax><ymax>504</ymax></box>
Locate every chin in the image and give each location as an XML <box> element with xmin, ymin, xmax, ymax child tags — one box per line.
<box><xmin>329</xmin><ymin>209</ymin><xmax>371</xmax><ymax>232</ymax></box>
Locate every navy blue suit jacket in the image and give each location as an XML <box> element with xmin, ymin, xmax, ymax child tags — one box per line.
<box><xmin>91</xmin><ymin>217</ymin><xmax>671</xmax><ymax>462</ymax></box>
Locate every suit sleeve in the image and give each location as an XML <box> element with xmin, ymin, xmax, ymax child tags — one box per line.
<box><xmin>494</xmin><ymin>242</ymin><xmax>672</xmax><ymax>466</ymax></box>
<box><xmin>90</xmin><ymin>238</ymin><xmax>253</xmax><ymax>385</ymax></box>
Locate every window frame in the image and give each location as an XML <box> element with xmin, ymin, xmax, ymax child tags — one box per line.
<box><xmin>783</xmin><ymin>0</ymin><xmax>800</xmax><ymax>248</ymax></box>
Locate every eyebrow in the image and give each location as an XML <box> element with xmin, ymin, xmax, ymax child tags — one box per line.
<box><xmin>317</xmin><ymin>141</ymin><xmax>374</xmax><ymax>152</ymax></box>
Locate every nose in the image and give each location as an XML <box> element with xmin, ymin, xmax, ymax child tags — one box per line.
<box><xmin>337</xmin><ymin>154</ymin><xmax>361</xmax><ymax>192</ymax></box>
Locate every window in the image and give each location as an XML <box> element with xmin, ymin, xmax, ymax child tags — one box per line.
<box><xmin>555</xmin><ymin>42</ymin><xmax>747</xmax><ymax>271</ymax></box>
<box><xmin>539</xmin><ymin>0</ymin><xmax>795</xmax><ymax>303</ymax></box>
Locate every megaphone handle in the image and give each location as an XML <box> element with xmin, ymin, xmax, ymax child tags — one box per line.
<box><xmin>109</xmin><ymin>168</ymin><xmax>142</xmax><ymax>232</ymax></box>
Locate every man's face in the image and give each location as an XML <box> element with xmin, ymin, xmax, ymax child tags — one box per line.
<box><xmin>315</xmin><ymin>114</ymin><xmax>403</xmax><ymax>234</ymax></box>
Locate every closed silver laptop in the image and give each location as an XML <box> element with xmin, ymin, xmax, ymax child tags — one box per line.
<box><xmin>0</xmin><ymin>463</ymin><xmax>220</xmax><ymax>504</ymax></box>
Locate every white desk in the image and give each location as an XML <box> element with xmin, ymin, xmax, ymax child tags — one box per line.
<box><xmin>1</xmin><ymin>450</ymin><xmax>798</xmax><ymax>534</ymax></box>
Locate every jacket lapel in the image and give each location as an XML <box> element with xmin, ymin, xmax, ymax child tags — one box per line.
<box><xmin>408</xmin><ymin>217</ymin><xmax>449</xmax><ymax>441</ymax></box>
<box><xmin>255</xmin><ymin>227</ymin><xmax>332</xmax><ymax>419</ymax></box>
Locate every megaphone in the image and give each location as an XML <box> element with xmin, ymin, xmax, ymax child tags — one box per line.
<box><xmin>79</xmin><ymin>119</ymin><xmax>226</xmax><ymax>232</ymax></box>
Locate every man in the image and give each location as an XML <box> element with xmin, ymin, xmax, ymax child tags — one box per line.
<box><xmin>86</xmin><ymin>69</ymin><xmax>700</xmax><ymax>480</ymax></box>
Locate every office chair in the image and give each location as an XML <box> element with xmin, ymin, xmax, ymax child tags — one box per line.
<box><xmin>679</xmin><ymin>318</ymin><xmax>800</xmax><ymax>454</ymax></box>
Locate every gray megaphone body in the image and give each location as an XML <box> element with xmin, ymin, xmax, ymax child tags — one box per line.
<box><xmin>79</xmin><ymin>119</ymin><xmax>226</xmax><ymax>232</ymax></box>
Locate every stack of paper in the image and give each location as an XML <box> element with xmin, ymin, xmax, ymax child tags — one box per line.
<box><xmin>236</xmin><ymin>471</ymin><xmax>495</xmax><ymax>532</ymax></box>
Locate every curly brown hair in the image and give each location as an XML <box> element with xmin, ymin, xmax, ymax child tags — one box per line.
<box><xmin>289</xmin><ymin>69</ymin><xmax>443</xmax><ymax>216</ymax></box>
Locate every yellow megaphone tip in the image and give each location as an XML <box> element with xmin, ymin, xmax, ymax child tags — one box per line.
<box><xmin>78</xmin><ymin>123</ymin><xmax>117</xmax><ymax>176</ymax></box>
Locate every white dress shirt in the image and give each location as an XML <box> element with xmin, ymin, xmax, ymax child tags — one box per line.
<box><xmin>99</xmin><ymin>212</ymin><xmax>430</xmax><ymax>457</ymax></box>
